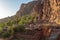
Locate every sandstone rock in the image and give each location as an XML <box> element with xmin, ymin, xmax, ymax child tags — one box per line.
<box><xmin>49</xmin><ymin>0</ymin><xmax>60</xmax><ymax>24</ymax></box>
<box><xmin>33</xmin><ymin>0</ymin><xmax>60</xmax><ymax>24</ymax></box>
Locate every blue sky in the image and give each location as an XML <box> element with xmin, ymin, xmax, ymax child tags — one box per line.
<box><xmin>0</xmin><ymin>0</ymin><xmax>33</xmax><ymax>19</ymax></box>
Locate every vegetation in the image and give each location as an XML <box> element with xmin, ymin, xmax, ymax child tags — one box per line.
<box><xmin>13</xmin><ymin>25</ymin><xmax>25</xmax><ymax>32</ymax></box>
<box><xmin>0</xmin><ymin>15</ymin><xmax>37</xmax><ymax>38</ymax></box>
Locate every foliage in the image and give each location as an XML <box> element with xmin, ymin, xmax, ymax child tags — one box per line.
<box><xmin>13</xmin><ymin>25</ymin><xmax>25</xmax><ymax>32</ymax></box>
<box><xmin>0</xmin><ymin>15</ymin><xmax>37</xmax><ymax>38</ymax></box>
<box><xmin>18</xmin><ymin>15</ymin><xmax>37</xmax><ymax>25</ymax></box>
<box><xmin>7</xmin><ymin>20</ymin><xmax>15</xmax><ymax>26</ymax></box>
<box><xmin>0</xmin><ymin>23</ymin><xmax>6</xmax><ymax>28</ymax></box>
<box><xmin>0</xmin><ymin>32</ymin><xmax>10</xmax><ymax>38</ymax></box>
<box><xmin>0</xmin><ymin>27</ymin><xmax>3</xmax><ymax>33</ymax></box>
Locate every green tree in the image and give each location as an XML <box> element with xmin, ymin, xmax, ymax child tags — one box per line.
<box><xmin>7</xmin><ymin>20</ymin><xmax>15</xmax><ymax>26</ymax></box>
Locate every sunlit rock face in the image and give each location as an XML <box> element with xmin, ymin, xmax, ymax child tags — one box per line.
<box><xmin>33</xmin><ymin>0</ymin><xmax>60</xmax><ymax>24</ymax></box>
<box><xmin>49</xmin><ymin>0</ymin><xmax>60</xmax><ymax>24</ymax></box>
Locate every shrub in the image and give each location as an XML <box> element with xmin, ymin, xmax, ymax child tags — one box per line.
<box><xmin>0</xmin><ymin>23</ymin><xmax>6</xmax><ymax>28</ymax></box>
<box><xmin>13</xmin><ymin>25</ymin><xmax>25</xmax><ymax>33</ymax></box>
<box><xmin>1</xmin><ymin>32</ymin><xmax>10</xmax><ymax>38</ymax></box>
<box><xmin>0</xmin><ymin>27</ymin><xmax>3</xmax><ymax>33</ymax></box>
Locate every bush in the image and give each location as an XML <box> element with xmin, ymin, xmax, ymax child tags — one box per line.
<box><xmin>1</xmin><ymin>32</ymin><xmax>10</xmax><ymax>38</ymax></box>
<box><xmin>0</xmin><ymin>23</ymin><xmax>6</xmax><ymax>28</ymax></box>
<box><xmin>0</xmin><ymin>15</ymin><xmax>37</xmax><ymax>38</ymax></box>
<box><xmin>7</xmin><ymin>19</ymin><xmax>16</xmax><ymax>26</ymax></box>
<box><xmin>18</xmin><ymin>15</ymin><xmax>36</xmax><ymax>25</ymax></box>
<box><xmin>0</xmin><ymin>27</ymin><xmax>3</xmax><ymax>33</ymax></box>
<box><xmin>13</xmin><ymin>25</ymin><xmax>25</xmax><ymax>33</ymax></box>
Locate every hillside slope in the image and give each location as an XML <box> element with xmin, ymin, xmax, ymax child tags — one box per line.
<box><xmin>0</xmin><ymin>0</ymin><xmax>60</xmax><ymax>24</ymax></box>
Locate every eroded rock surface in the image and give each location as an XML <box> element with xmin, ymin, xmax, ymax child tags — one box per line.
<box><xmin>33</xmin><ymin>0</ymin><xmax>60</xmax><ymax>24</ymax></box>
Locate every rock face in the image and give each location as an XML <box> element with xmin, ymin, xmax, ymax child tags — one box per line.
<box><xmin>16</xmin><ymin>1</ymin><xmax>37</xmax><ymax>17</ymax></box>
<box><xmin>49</xmin><ymin>0</ymin><xmax>60</xmax><ymax>24</ymax></box>
<box><xmin>33</xmin><ymin>0</ymin><xmax>60</xmax><ymax>24</ymax></box>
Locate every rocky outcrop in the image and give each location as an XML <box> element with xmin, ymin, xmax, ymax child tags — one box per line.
<box><xmin>0</xmin><ymin>16</ymin><xmax>15</xmax><ymax>23</ymax></box>
<box><xmin>33</xmin><ymin>0</ymin><xmax>60</xmax><ymax>24</ymax></box>
<box><xmin>16</xmin><ymin>1</ymin><xmax>37</xmax><ymax>17</ymax></box>
<box><xmin>49</xmin><ymin>0</ymin><xmax>60</xmax><ymax>24</ymax></box>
